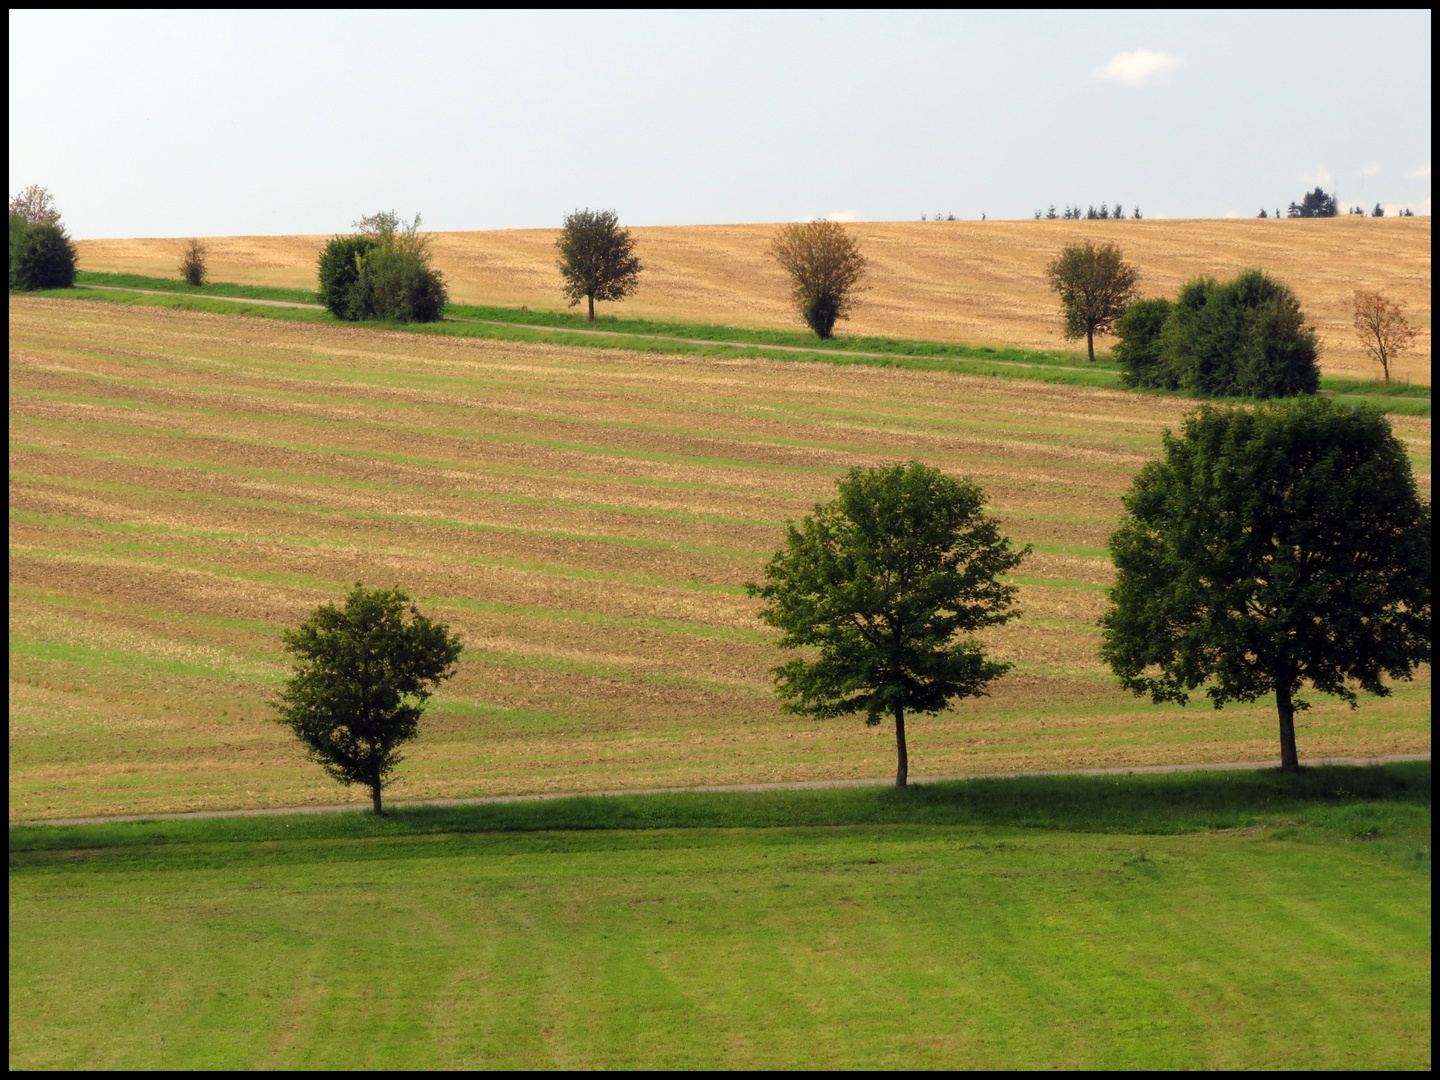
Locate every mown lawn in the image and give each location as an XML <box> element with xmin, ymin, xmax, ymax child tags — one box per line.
<box><xmin>9</xmin><ymin>766</ymin><xmax>1431</xmax><ymax>1069</ymax></box>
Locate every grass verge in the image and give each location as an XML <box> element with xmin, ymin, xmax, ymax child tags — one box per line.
<box><xmin>12</xmin><ymin>762</ymin><xmax>1430</xmax><ymax>860</ymax></box>
<box><xmin>42</xmin><ymin>284</ymin><xmax>1127</xmax><ymax>389</ymax></box>
<box><xmin>9</xmin><ymin>764</ymin><xmax>1430</xmax><ymax>1069</ymax></box>
<box><xmin>52</xmin><ymin>275</ymin><xmax>1433</xmax><ymax>413</ymax></box>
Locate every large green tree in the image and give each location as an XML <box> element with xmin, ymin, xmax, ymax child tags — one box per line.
<box><xmin>748</xmin><ymin>462</ymin><xmax>1028</xmax><ymax>786</ymax></box>
<box><xmin>275</xmin><ymin>584</ymin><xmax>464</xmax><ymax>813</ymax></box>
<box><xmin>1046</xmin><ymin>241</ymin><xmax>1140</xmax><ymax>362</ymax></box>
<box><xmin>1161</xmin><ymin>270</ymin><xmax>1319</xmax><ymax>399</ymax></box>
<box><xmin>556</xmin><ymin>208</ymin><xmax>643</xmax><ymax>321</ymax></box>
<box><xmin>1101</xmin><ymin>399</ymin><xmax>1431</xmax><ymax>770</ymax></box>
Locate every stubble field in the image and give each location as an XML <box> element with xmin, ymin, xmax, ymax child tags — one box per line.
<box><xmin>8</xmin><ymin>296</ymin><xmax>1432</xmax><ymax>821</ymax></box>
<box><xmin>75</xmin><ymin>217</ymin><xmax>1432</xmax><ymax>383</ymax></box>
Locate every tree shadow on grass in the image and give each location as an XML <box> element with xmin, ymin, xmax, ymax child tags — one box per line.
<box><xmin>11</xmin><ymin>762</ymin><xmax>1429</xmax><ymax>854</ymax></box>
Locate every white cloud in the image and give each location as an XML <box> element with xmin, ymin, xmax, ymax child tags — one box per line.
<box><xmin>1098</xmin><ymin>49</ymin><xmax>1180</xmax><ymax>84</ymax></box>
<box><xmin>1407</xmin><ymin>163</ymin><xmax>1431</xmax><ymax>179</ymax></box>
<box><xmin>1361</xmin><ymin>162</ymin><xmax>1382</xmax><ymax>176</ymax></box>
<box><xmin>1224</xmin><ymin>210</ymin><xmax>1241</xmax><ymax>219</ymax></box>
<box><xmin>1300</xmin><ymin>164</ymin><xmax>1334</xmax><ymax>189</ymax></box>
<box><xmin>826</xmin><ymin>210</ymin><xmax>859</xmax><ymax>223</ymax></box>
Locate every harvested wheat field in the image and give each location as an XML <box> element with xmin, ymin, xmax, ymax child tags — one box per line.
<box><xmin>76</xmin><ymin>216</ymin><xmax>1432</xmax><ymax>383</ymax></box>
<box><xmin>8</xmin><ymin>296</ymin><xmax>1432</xmax><ymax>820</ymax></box>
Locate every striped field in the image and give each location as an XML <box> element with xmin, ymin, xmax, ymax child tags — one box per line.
<box><xmin>8</xmin><ymin>296</ymin><xmax>1432</xmax><ymax>820</ymax></box>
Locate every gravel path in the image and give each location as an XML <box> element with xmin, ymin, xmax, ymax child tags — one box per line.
<box><xmin>15</xmin><ymin>752</ymin><xmax>1429</xmax><ymax>827</ymax></box>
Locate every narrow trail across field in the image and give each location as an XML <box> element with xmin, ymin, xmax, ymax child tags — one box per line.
<box><xmin>15</xmin><ymin>753</ymin><xmax>1429</xmax><ymax>828</ymax></box>
<box><xmin>70</xmin><ymin>283</ymin><xmax>1101</xmax><ymax>373</ymax></box>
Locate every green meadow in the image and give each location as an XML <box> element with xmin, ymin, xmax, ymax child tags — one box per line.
<box><xmin>9</xmin><ymin>765</ymin><xmax>1431</xmax><ymax>1069</ymax></box>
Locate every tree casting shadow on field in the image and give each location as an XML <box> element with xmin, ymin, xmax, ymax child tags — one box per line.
<box><xmin>273</xmin><ymin>584</ymin><xmax>464</xmax><ymax>814</ymax></box>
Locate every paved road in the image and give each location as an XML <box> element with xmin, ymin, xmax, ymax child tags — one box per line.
<box><xmin>70</xmin><ymin>283</ymin><xmax>1100</xmax><ymax>374</ymax></box>
<box><xmin>15</xmin><ymin>752</ymin><xmax>1429</xmax><ymax>827</ymax></box>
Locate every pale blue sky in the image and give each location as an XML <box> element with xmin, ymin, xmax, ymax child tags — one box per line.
<box><xmin>8</xmin><ymin>9</ymin><xmax>1432</xmax><ymax>238</ymax></box>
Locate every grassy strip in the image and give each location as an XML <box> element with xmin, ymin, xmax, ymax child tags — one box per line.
<box><xmin>26</xmin><ymin>285</ymin><xmax>1430</xmax><ymax>413</ymax></box>
<box><xmin>73</xmin><ymin>271</ymin><xmax>1097</xmax><ymax>367</ymax></box>
<box><xmin>34</xmin><ymin>286</ymin><xmax>1129</xmax><ymax>388</ymax></box>
<box><xmin>11</xmin><ymin>761</ymin><xmax>1429</xmax><ymax>853</ymax></box>
<box><xmin>11</xmin><ymin>790</ymin><xmax>1430</xmax><ymax>1068</ymax></box>
<box><xmin>67</xmin><ymin>274</ymin><xmax>1434</xmax><ymax>399</ymax></box>
<box><xmin>72</xmin><ymin>271</ymin><xmax>320</xmax><ymax>305</ymax></box>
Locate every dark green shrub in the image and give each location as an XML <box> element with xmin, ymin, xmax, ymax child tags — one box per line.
<box><xmin>8</xmin><ymin>210</ymin><xmax>27</xmax><ymax>288</ymax></box>
<box><xmin>10</xmin><ymin>221</ymin><xmax>77</xmax><ymax>290</ymax></box>
<box><xmin>350</xmin><ymin>246</ymin><xmax>448</xmax><ymax>323</ymax></box>
<box><xmin>1112</xmin><ymin>298</ymin><xmax>1174</xmax><ymax>388</ymax></box>
<box><xmin>316</xmin><ymin>235</ymin><xmax>378</xmax><ymax>318</ymax></box>
<box><xmin>1165</xmin><ymin>269</ymin><xmax>1319</xmax><ymax>398</ymax></box>
<box><xmin>178</xmin><ymin>239</ymin><xmax>208</xmax><ymax>287</ymax></box>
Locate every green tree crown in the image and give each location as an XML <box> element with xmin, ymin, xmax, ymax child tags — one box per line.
<box><xmin>1287</xmin><ymin>187</ymin><xmax>1338</xmax><ymax>218</ymax></box>
<box><xmin>1112</xmin><ymin>297</ymin><xmax>1174</xmax><ymax>389</ymax></box>
<box><xmin>1101</xmin><ymin>398</ymin><xmax>1431</xmax><ymax>768</ymax></box>
<box><xmin>314</xmin><ymin>212</ymin><xmax>447</xmax><ymax>323</ymax></box>
<box><xmin>1045</xmin><ymin>241</ymin><xmax>1140</xmax><ymax>362</ymax></box>
<box><xmin>748</xmin><ymin>462</ymin><xmax>1028</xmax><ymax>785</ymax></box>
<box><xmin>274</xmin><ymin>584</ymin><xmax>463</xmax><ymax>813</ymax></box>
<box><xmin>556</xmin><ymin>208</ymin><xmax>643</xmax><ymax>320</ymax></box>
<box><xmin>10</xmin><ymin>220</ymin><xmax>77</xmax><ymax>291</ymax></box>
<box><xmin>1165</xmin><ymin>269</ymin><xmax>1319</xmax><ymax>398</ymax></box>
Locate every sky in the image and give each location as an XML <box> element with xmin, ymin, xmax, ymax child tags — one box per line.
<box><xmin>8</xmin><ymin>9</ymin><xmax>1432</xmax><ymax>238</ymax></box>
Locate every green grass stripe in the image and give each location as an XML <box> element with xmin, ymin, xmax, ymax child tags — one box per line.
<box><xmin>10</xmin><ymin>472</ymin><xmax>771</xmax><ymax>558</ymax></box>
<box><xmin>8</xmin><ymin>586</ymin><xmax>284</xmax><ymax>638</ymax></box>
<box><xmin>422</xmin><ymin>595</ymin><xmax>771</xmax><ymax>644</ymax></box>
<box><xmin>12</xmin><ymin>377</ymin><xmax>1153</xmax><ymax>477</ymax></box>
<box><xmin>24</xmin><ymin>288</ymin><xmax>1129</xmax><ymax>390</ymax></box>
<box><xmin>464</xmin><ymin>646</ymin><xmax>768</xmax><ymax>696</ymax></box>
<box><xmin>22</xmin><ymin>334</ymin><xmax>1165</xmax><ymax>453</ymax></box>
<box><xmin>10</xmin><ymin>537</ymin><xmax>752</xmax><ymax>597</ymax></box>
<box><xmin>8</xmin><ymin>441</ymin><xmax>788</xmax><ymax>528</ymax></box>
<box><xmin>1005</xmin><ymin>574</ymin><xmax>1112</xmax><ymax>593</ymax></box>
<box><xmin>8</xmin><ymin>635</ymin><xmax>283</xmax><ymax>684</ymax></box>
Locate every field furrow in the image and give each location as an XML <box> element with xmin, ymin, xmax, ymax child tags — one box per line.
<box><xmin>9</xmin><ymin>298</ymin><xmax>1431</xmax><ymax>819</ymax></box>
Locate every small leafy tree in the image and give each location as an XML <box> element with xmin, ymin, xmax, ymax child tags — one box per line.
<box><xmin>769</xmin><ymin>220</ymin><xmax>868</xmax><ymax>339</ymax></box>
<box><xmin>1287</xmin><ymin>188</ymin><xmax>1338</xmax><ymax>218</ymax></box>
<box><xmin>557</xmin><ymin>208</ymin><xmax>643</xmax><ymax>321</ymax></box>
<box><xmin>1372</xmin><ymin>203</ymin><xmax>1385</xmax><ymax>218</ymax></box>
<box><xmin>748</xmin><ymin>462</ymin><xmax>1028</xmax><ymax>786</ymax></box>
<box><xmin>1352</xmin><ymin>289</ymin><xmax>1417</xmax><ymax>383</ymax></box>
<box><xmin>274</xmin><ymin>584</ymin><xmax>464</xmax><ymax>814</ymax></box>
<box><xmin>178</xmin><ymin>239</ymin><xmax>208</xmax><ymax>287</ymax></box>
<box><xmin>9</xmin><ymin>184</ymin><xmax>62</xmax><ymax>226</ymax></box>
<box><xmin>1101</xmin><ymin>399</ymin><xmax>1431</xmax><ymax>770</ymax></box>
<box><xmin>1046</xmin><ymin>241</ymin><xmax>1140</xmax><ymax>362</ymax></box>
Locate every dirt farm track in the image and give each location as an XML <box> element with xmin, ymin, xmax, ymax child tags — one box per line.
<box><xmin>75</xmin><ymin>216</ymin><xmax>1431</xmax><ymax>384</ymax></box>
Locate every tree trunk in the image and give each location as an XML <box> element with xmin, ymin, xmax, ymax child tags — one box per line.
<box><xmin>894</xmin><ymin>706</ymin><xmax>908</xmax><ymax>787</ymax></box>
<box><xmin>1086</xmin><ymin>328</ymin><xmax>1095</xmax><ymax>363</ymax></box>
<box><xmin>587</xmin><ymin>293</ymin><xmax>595</xmax><ymax>322</ymax></box>
<box><xmin>371</xmin><ymin>783</ymin><xmax>383</xmax><ymax>815</ymax></box>
<box><xmin>1275</xmin><ymin>682</ymin><xmax>1300</xmax><ymax>771</ymax></box>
